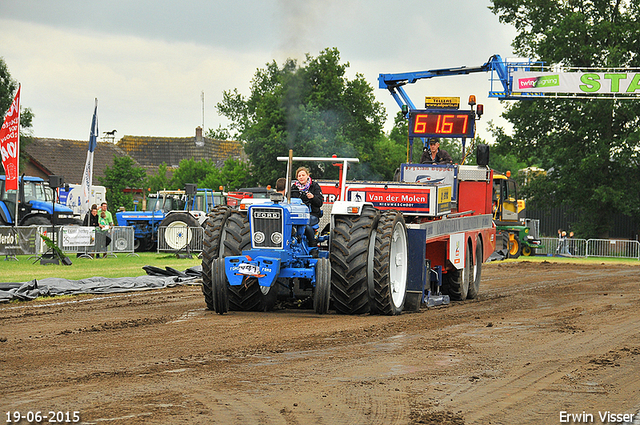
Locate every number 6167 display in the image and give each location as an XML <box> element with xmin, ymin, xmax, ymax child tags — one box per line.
<box><xmin>408</xmin><ymin>110</ymin><xmax>475</xmax><ymax>139</ymax></box>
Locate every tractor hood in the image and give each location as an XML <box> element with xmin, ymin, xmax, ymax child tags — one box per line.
<box><xmin>29</xmin><ymin>199</ymin><xmax>75</xmax><ymax>215</ymax></box>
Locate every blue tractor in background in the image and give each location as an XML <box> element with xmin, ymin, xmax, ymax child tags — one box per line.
<box><xmin>116</xmin><ymin>188</ymin><xmax>226</xmax><ymax>251</ymax></box>
<box><xmin>0</xmin><ymin>175</ymin><xmax>82</xmax><ymax>226</ymax></box>
<box><xmin>116</xmin><ymin>190</ymin><xmax>185</xmax><ymax>251</ymax></box>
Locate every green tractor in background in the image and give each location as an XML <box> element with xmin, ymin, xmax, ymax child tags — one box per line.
<box><xmin>492</xmin><ymin>171</ymin><xmax>542</xmax><ymax>258</ymax></box>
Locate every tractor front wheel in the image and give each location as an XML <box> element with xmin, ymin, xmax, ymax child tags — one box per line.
<box><xmin>201</xmin><ymin>206</ymin><xmax>233</xmax><ymax>310</ymax></box>
<box><xmin>522</xmin><ymin>245</ymin><xmax>535</xmax><ymax>256</ymax></box>
<box><xmin>508</xmin><ymin>235</ymin><xmax>522</xmax><ymax>259</ymax></box>
<box><xmin>314</xmin><ymin>258</ymin><xmax>331</xmax><ymax>314</ymax></box>
<box><xmin>211</xmin><ymin>258</ymin><xmax>229</xmax><ymax>314</ymax></box>
<box><xmin>22</xmin><ymin>215</ymin><xmax>50</xmax><ymax>226</ymax></box>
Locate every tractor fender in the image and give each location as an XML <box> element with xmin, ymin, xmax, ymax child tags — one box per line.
<box><xmin>20</xmin><ymin>213</ymin><xmax>51</xmax><ymax>226</ymax></box>
<box><xmin>330</xmin><ymin>200</ymin><xmax>375</xmax><ymax>216</ymax></box>
<box><xmin>164</xmin><ymin>210</ymin><xmax>208</xmax><ymax>226</ymax></box>
<box><xmin>0</xmin><ymin>202</ymin><xmax>12</xmax><ymax>224</ymax></box>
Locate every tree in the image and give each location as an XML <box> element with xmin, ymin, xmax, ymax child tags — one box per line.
<box><xmin>169</xmin><ymin>157</ymin><xmax>256</xmax><ymax>192</ymax></box>
<box><xmin>145</xmin><ymin>162</ymin><xmax>172</xmax><ymax>193</ymax></box>
<box><xmin>216</xmin><ymin>158</ymin><xmax>256</xmax><ymax>191</ymax></box>
<box><xmin>489</xmin><ymin>0</ymin><xmax>640</xmax><ymax>238</ymax></box>
<box><xmin>170</xmin><ymin>158</ymin><xmax>217</xmax><ymax>191</ymax></box>
<box><xmin>206</xmin><ymin>125</ymin><xmax>232</xmax><ymax>141</ymax></box>
<box><xmin>0</xmin><ymin>58</ymin><xmax>18</xmax><ymax>118</ymax></box>
<box><xmin>486</xmin><ymin>130</ymin><xmax>529</xmax><ymax>173</ymax></box>
<box><xmin>98</xmin><ymin>156</ymin><xmax>147</xmax><ymax>212</ymax></box>
<box><xmin>216</xmin><ymin>48</ymin><xmax>387</xmax><ymax>184</ymax></box>
<box><xmin>1</xmin><ymin>57</ymin><xmax>34</xmax><ymax>175</ymax></box>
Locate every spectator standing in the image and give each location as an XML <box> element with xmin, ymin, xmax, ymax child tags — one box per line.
<box><xmin>100</xmin><ymin>202</ymin><xmax>114</xmax><ymax>226</ymax></box>
<box><xmin>97</xmin><ymin>211</ymin><xmax>112</xmax><ymax>257</ymax></box>
<box><xmin>99</xmin><ymin>211</ymin><xmax>110</xmax><ymax>230</ymax></box>
<box><xmin>81</xmin><ymin>205</ymin><xmax>99</xmax><ymax>258</ymax></box>
<box><xmin>83</xmin><ymin>204</ymin><xmax>99</xmax><ymax>227</ymax></box>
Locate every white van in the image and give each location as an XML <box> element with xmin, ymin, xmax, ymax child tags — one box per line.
<box><xmin>58</xmin><ymin>184</ymin><xmax>107</xmax><ymax>216</ymax></box>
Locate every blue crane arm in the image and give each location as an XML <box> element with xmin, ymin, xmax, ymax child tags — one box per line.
<box><xmin>379</xmin><ymin>54</ymin><xmax>511</xmax><ymax>110</ymax></box>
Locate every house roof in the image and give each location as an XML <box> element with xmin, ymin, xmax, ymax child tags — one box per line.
<box><xmin>117</xmin><ymin>130</ymin><xmax>245</xmax><ymax>168</ymax></box>
<box><xmin>16</xmin><ymin>128</ymin><xmax>246</xmax><ymax>186</ymax></box>
<box><xmin>22</xmin><ymin>138</ymin><xmax>134</xmax><ymax>185</ymax></box>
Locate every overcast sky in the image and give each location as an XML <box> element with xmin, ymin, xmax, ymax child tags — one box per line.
<box><xmin>1</xmin><ymin>0</ymin><xmax>517</xmax><ymax>144</ymax></box>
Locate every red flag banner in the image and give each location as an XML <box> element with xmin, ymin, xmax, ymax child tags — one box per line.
<box><xmin>0</xmin><ymin>86</ymin><xmax>21</xmax><ymax>191</ymax></box>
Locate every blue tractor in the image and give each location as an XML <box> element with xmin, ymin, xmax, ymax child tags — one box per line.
<box><xmin>116</xmin><ymin>188</ymin><xmax>226</xmax><ymax>251</ymax></box>
<box><xmin>116</xmin><ymin>190</ymin><xmax>185</xmax><ymax>251</ymax></box>
<box><xmin>0</xmin><ymin>175</ymin><xmax>82</xmax><ymax>226</ymax></box>
<box><xmin>206</xmin><ymin>193</ymin><xmax>331</xmax><ymax>314</ymax></box>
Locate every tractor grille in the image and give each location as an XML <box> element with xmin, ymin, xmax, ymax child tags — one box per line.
<box><xmin>251</xmin><ymin>207</ymin><xmax>284</xmax><ymax>249</ymax></box>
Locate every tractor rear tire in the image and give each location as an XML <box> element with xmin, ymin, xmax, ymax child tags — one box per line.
<box><xmin>219</xmin><ymin>211</ymin><xmax>276</xmax><ymax>312</ymax></box>
<box><xmin>160</xmin><ymin>212</ymin><xmax>199</xmax><ymax>250</ymax></box>
<box><xmin>443</xmin><ymin>239</ymin><xmax>472</xmax><ymax>301</ymax></box>
<box><xmin>226</xmin><ymin>276</ymin><xmax>278</xmax><ymax>312</ymax></box>
<box><xmin>330</xmin><ymin>206</ymin><xmax>379</xmax><ymax>315</ymax></box>
<box><xmin>467</xmin><ymin>237</ymin><xmax>482</xmax><ymax>299</ymax></box>
<box><xmin>370</xmin><ymin>210</ymin><xmax>408</xmax><ymax>315</ymax></box>
<box><xmin>201</xmin><ymin>206</ymin><xmax>233</xmax><ymax>310</ymax></box>
<box><xmin>202</xmin><ymin>209</ymin><xmax>250</xmax><ymax>311</ymax></box>
<box><xmin>220</xmin><ymin>211</ymin><xmax>251</xmax><ymax>258</ymax></box>
<box><xmin>314</xmin><ymin>258</ymin><xmax>331</xmax><ymax>314</ymax></box>
<box><xmin>211</xmin><ymin>258</ymin><xmax>229</xmax><ymax>314</ymax></box>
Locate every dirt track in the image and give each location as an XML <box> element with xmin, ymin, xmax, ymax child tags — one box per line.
<box><xmin>2</xmin><ymin>261</ymin><xmax>640</xmax><ymax>425</ymax></box>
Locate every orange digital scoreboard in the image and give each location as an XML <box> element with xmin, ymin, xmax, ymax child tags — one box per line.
<box><xmin>408</xmin><ymin>110</ymin><xmax>475</xmax><ymax>139</ymax></box>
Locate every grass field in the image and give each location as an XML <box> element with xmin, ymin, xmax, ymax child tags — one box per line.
<box><xmin>2</xmin><ymin>249</ymin><xmax>636</xmax><ymax>285</ymax></box>
<box><xmin>500</xmin><ymin>254</ymin><xmax>639</xmax><ymax>265</ymax></box>
<box><xmin>0</xmin><ymin>252</ymin><xmax>203</xmax><ymax>283</ymax></box>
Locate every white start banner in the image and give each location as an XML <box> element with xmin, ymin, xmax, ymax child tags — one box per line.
<box><xmin>511</xmin><ymin>71</ymin><xmax>640</xmax><ymax>95</ymax></box>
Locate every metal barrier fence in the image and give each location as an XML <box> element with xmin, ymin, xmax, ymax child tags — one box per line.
<box><xmin>60</xmin><ymin>226</ymin><xmax>137</xmax><ymax>258</ymax></box>
<box><xmin>0</xmin><ymin>225</ymin><xmax>136</xmax><ymax>259</ymax></box>
<box><xmin>587</xmin><ymin>238</ymin><xmax>640</xmax><ymax>260</ymax></box>
<box><xmin>157</xmin><ymin>225</ymin><xmax>204</xmax><ymax>253</ymax></box>
<box><xmin>538</xmin><ymin>237</ymin><xmax>587</xmax><ymax>257</ymax></box>
<box><xmin>538</xmin><ymin>237</ymin><xmax>639</xmax><ymax>260</ymax></box>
